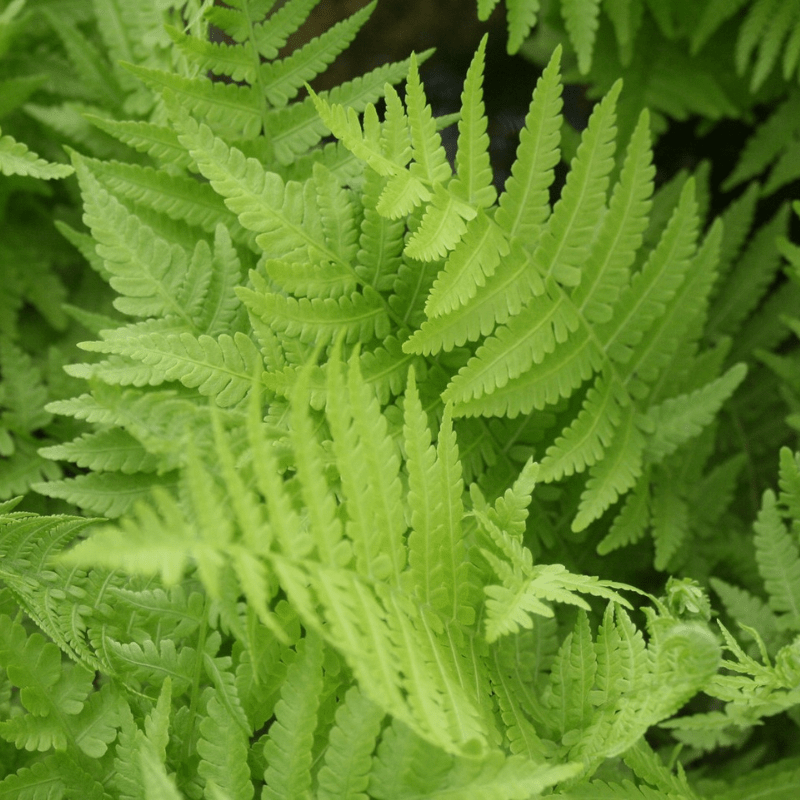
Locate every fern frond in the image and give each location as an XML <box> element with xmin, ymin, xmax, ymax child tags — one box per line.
<box><xmin>753</xmin><ymin>488</ymin><xmax>800</xmax><ymax>629</ymax></box>
<box><xmin>197</xmin><ymin>689</ymin><xmax>254</xmax><ymax>800</ymax></box>
<box><xmin>0</xmin><ymin>124</ymin><xmax>73</xmax><ymax>179</ymax></box>
<box><xmin>260</xmin><ymin>2</ymin><xmax>376</xmax><ymax>107</ymax></box>
<box><xmin>450</xmin><ymin>34</ymin><xmax>496</xmax><ymax>210</ymax></box>
<box><xmin>174</xmin><ymin>113</ymin><xmax>339</xmax><ymax>264</ymax></box>
<box><xmin>79</xmin><ymin>331</ymin><xmax>261</xmax><ymax>407</ymax></box>
<box><xmin>533</xmin><ymin>79</ymin><xmax>622</xmax><ymax>288</ymax></box>
<box><xmin>316</xmin><ymin>686</ymin><xmax>384</xmax><ymax>800</ymax></box>
<box><xmin>126</xmin><ymin>62</ymin><xmax>263</xmax><ymax>140</ymax></box>
<box><xmin>561</xmin><ymin>0</ymin><xmax>602</xmax><ymax>73</ymax></box>
<box><xmin>38</xmin><ymin>429</ymin><xmax>161</xmax><ymax>475</ymax></box>
<box><xmin>325</xmin><ymin>351</ymin><xmax>406</xmax><ymax>585</ymax></box>
<box><xmin>448</xmin><ymin>278</ymin><xmax>583</xmax><ymax>412</ymax></box>
<box><xmin>238</xmin><ymin>273</ymin><xmax>389</xmax><ymax>347</ymax></box>
<box><xmin>642</xmin><ymin>364</ymin><xmax>748</xmax><ymax>463</ymax></box>
<box><xmin>262</xmin><ymin>633</ymin><xmax>324</xmax><ymax>800</ymax></box>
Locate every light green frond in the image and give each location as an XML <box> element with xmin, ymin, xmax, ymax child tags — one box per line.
<box><xmin>84</xmin><ymin>156</ymin><xmax>248</xmax><ymax>245</ymax></box>
<box><xmin>504</xmin><ymin>0</ymin><xmax>542</xmax><ymax>55</ymax></box>
<box><xmin>334</xmin><ymin>352</ymin><xmax>406</xmax><ymax>584</ymax></box>
<box><xmin>289</xmin><ymin>370</ymin><xmax>346</xmax><ymax>568</ymax></box>
<box><xmin>79</xmin><ymin>331</ymin><xmax>261</xmax><ymax>407</ymax></box>
<box><xmin>167</xmin><ymin>23</ymin><xmax>257</xmax><ymax>83</ymax></box>
<box><xmin>450</xmin><ymin>34</ymin><xmax>496</xmax><ymax>210</ymax></box>
<box><xmin>38</xmin><ymin>429</ymin><xmax>161</xmax><ymax>475</ymax></box>
<box><xmin>0</xmin><ymin>756</ymin><xmax>67</xmax><ymax>799</ymax></box>
<box><xmin>599</xmin><ymin>179</ymin><xmax>699</xmax><ymax>368</ymax></box>
<box><xmin>271</xmin><ymin>53</ymin><xmax>424</xmax><ymax>167</ymax></box>
<box><xmin>642</xmin><ymin>364</ymin><xmax>747</xmax><ymax>464</ymax></box>
<box><xmin>266</xmin><ymin>258</ymin><xmax>356</xmax><ymax>300</ymax></box>
<box><xmin>424</xmin><ymin>211</ymin><xmax>510</xmax><ymax>318</ymax></box>
<box><xmin>260</xmin><ymin>3</ymin><xmax>375</xmax><ymax>107</ymax></box>
<box><xmin>128</xmin><ymin>62</ymin><xmax>262</xmax><ymax>139</ymax></box>
<box><xmin>573</xmin><ymin>109</ymin><xmax>654</xmax><ymax>326</ymax></box>
<box><xmin>405</xmin><ymin>53</ymin><xmax>452</xmax><ymax>186</ymax></box>
<box><xmin>354</xmin><ymin>167</ymin><xmax>406</xmax><ymax>290</ymax></box>
<box><xmin>239</xmin><ymin>275</ymin><xmax>389</xmax><ymax>347</ymax></box>
<box><xmin>443</xmin><ymin>278</ymin><xmax>582</xmax><ymax>411</ymax></box>
<box><xmin>312</xmin><ymin>162</ymin><xmax>359</xmax><ymax>262</ymax></box>
<box><xmin>404</xmin><ymin>183</ymin><xmax>476</xmax><ymax>262</ymax></box>
<box><xmin>531</xmin><ymin>79</ymin><xmax>621</xmax><ymax>288</ymax></box>
<box><xmin>0</xmin><ymin>124</ymin><xmax>73</xmax><ymax>179</ymax></box>
<box><xmin>197</xmin><ymin>689</ymin><xmax>254</xmax><ymax>800</ymax></box>
<box><xmin>404</xmin><ymin>367</ymin><xmax>450</xmax><ymax>610</ymax></box>
<box><xmin>73</xmin><ymin>157</ymin><xmax>195</xmax><ymax>322</ymax></box>
<box><xmin>34</xmin><ymin>471</ymin><xmax>177</xmax><ymax>518</ymax></box>
<box><xmin>573</xmin><ymin>404</ymin><xmax>645</xmax><ymax>531</ymax></box>
<box><xmin>175</xmin><ymin>115</ymin><xmax>336</xmax><ymax>263</ymax></box>
<box><xmin>316</xmin><ymin>686</ymin><xmax>384</xmax><ymax>800</ymax></box>
<box><xmin>561</xmin><ymin>0</ymin><xmax>602</xmax><ymax>73</ymax></box>
<box><xmin>538</xmin><ymin>373</ymin><xmax>627</xmax><ymax>482</ymax></box>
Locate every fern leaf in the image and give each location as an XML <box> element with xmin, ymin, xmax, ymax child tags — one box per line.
<box><xmin>238</xmin><ymin>273</ymin><xmax>390</xmax><ymax>347</ymax></box>
<box><xmin>405</xmin><ymin>182</ymin><xmax>476</xmax><ymax>262</ymax></box>
<box><xmin>403</xmin><ymin>367</ymin><xmax>451</xmax><ymax>611</ymax></box>
<box><xmin>505</xmin><ymin>0</ymin><xmax>542</xmax><ymax>55</ymax></box>
<box><xmin>547</xmin><ymin>610</ymin><xmax>596</xmax><ymax>736</ymax></box>
<box><xmin>197</xmin><ymin>690</ymin><xmax>254</xmax><ymax>800</ymax></box>
<box><xmin>206</xmin><ymin>0</ymin><xmax>311</xmax><ymax>56</ymax></box>
<box><xmin>317</xmin><ymin>686</ymin><xmax>383</xmax><ymax>800</ymax></box>
<box><xmin>572</xmin><ymin>403</ymin><xmax>645</xmax><ymax>531</ymax></box>
<box><xmin>175</xmin><ymin>114</ymin><xmax>339</xmax><ymax>264</ymax></box>
<box><xmin>532</xmin><ymin>79</ymin><xmax>622</xmax><ymax>288</ymax></box>
<box><xmin>85</xmin><ymin>115</ymin><xmax>195</xmax><ymax>170</ymax></box>
<box><xmin>355</xmin><ymin>167</ymin><xmax>406</xmax><ymax>290</ymax></box>
<box><xmin>34</xmin><ymin>471</ymin><xmax>176</xmax><ymax>518</ymax></box>
<box><xmin>167</xmin><ymin>23</ymin><xmax>257</xmax><ymax>83</ymax></box>
<box><xmin>0</xmin><ymin>124</ymin><xmax>73</xmax><ymax>179</ymax></box>
<box><xmin>405</xmin><ymin>52</ymin><xmax>452</xmax><ymax>186</ymax></box>
<box><xmin>596</xmin><ymin>475</ymin><xmax>650</xmax><ymax>555</ymax></box>
<box><xmin>289</xmin><ymin>369</ymin><xmax>347</xmax><ymax>568</ymax></box>
<box><xmin>0</xmin><ymin>756</ymin><xmax>66</xmax><ymax>799</ymax></box>
<box><xmin>260</xmin><ymin>2</ymin><xmax>375</xmax><ymax>107</ymax></box>
<box><xmin>706</xmin><ymin>205</ymin><xmax>789</xmax><ymax>340</ymax></box>
<box><xmin>599</xmin><ymin>178</ymin><xmax>699</xmax><ymax>369</ymax></box>
<box><xmin>424</xmin><ymin>210</ymin><xmax>511</xmax><ymax>320</ymax></box>
<box><xmin>139</xmin><ymin>747</ymin><xmax>183</xmax><ymax>800</ymax></box>
<box><xmin>573</xmin><ymin>109</ymin><xmax>654</xmax><ymax>327</ymax></box>
<box><xmin>262</xmin><ymin>633</ymin><xmax>324</xmax><ymax>800</ymax></box>
<box><xmin>538</xmin><ymin>372</ymin><xmax>628</xmax><ymax>482</ymax></box>
<box><xmin>753</xmin><ymin>489</ymin><xmax>800</xmax><ymax>629</ymax></box>
<box><xmin>561</xmin><ymin>0</ymin><xmax>602</xmax><ymax>73</ymax></box>
<box><xmin>126</xmin><ymin>62</ymin><xmax>262</xmax><ymax>139</ymax></box>
<box><xmin>326</xmin><ymin>351</ymin><xmax>406</xmax><ymax>584</ymax></box>
<box><xmin>73</xmin><ymin>157</ymin><xmax>196</xmax><ymax>322</ymax></box>
<box><xmin>642</xmin><ymin>364</ymin><xmax>747</xmax><ymax>463</ymax></box>
<box><xmin>442</xmin><ymin>277</ymin><xmax>582</xmax><ymax>411</ymax></box>
<box><xmin>450</xmin><ymin>34</ymin><xmax>495</xmax><ymax>209</ymax></box>
<box><xmin>38</xmin><ymin>429</ymin><xmax>161</xmax><ymax>475</ymax></box>
<box><xmin>85</xmin><ymin>330</ymin><xmax>261</xmax><ymax>407</ymax></box>
<box><xmin>85</xmin><ymin>156</ymin><xmax>248</xmax><ymax>245</ymax></box>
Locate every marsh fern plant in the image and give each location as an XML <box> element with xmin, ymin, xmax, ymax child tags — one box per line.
<box><xmin>1</xmin><ymin>0</ymin><xmax>800</xmax><ymax>797</ymax></box>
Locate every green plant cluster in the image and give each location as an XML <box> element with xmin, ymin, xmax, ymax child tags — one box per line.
<box><xmin>1</xmin><ymin>0</ymin><xmax>799</xmax><ymax>797</ymax></box>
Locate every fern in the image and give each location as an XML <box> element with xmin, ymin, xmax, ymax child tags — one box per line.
<box><xmin>3</xmin><ymin>0</ymin><xmax>800</xmax><ymax>796</ymax></box>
